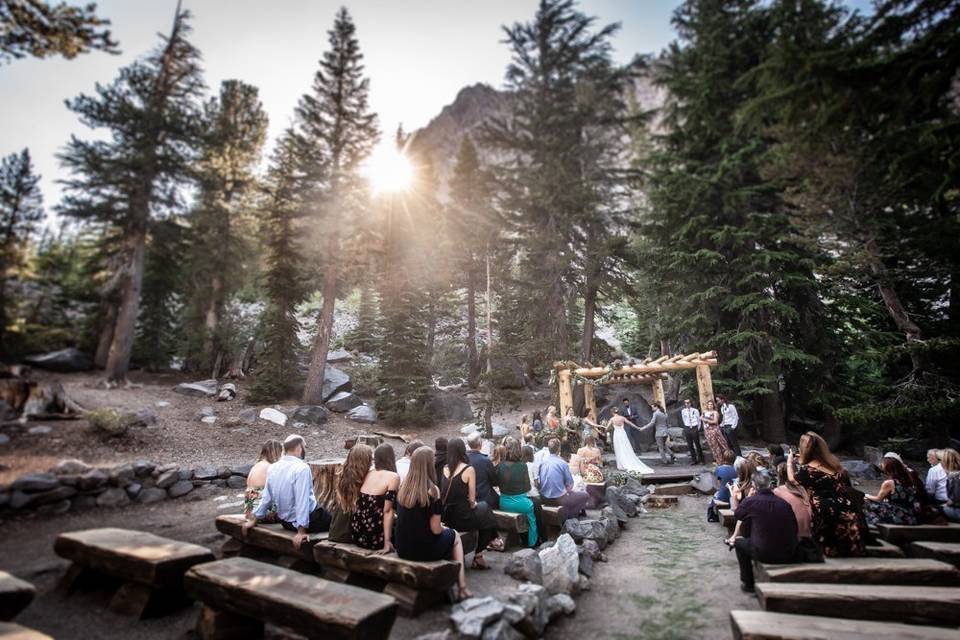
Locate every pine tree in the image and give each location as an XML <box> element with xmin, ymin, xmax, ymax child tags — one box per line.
<box><xmin>343</xmin><ymin>281</ymin><xmax>380</xmax><ymax>354</ymax></box>
<box><xmin>134</xmin><ymin>216</ymin><xmax>184</xmax><ymax>370</ymax></box>
<box><xmin>57</xmin><ymin>6</ymin><xmax>204</xmax><ymax>385</ymax></box>
<box><xmin>183</xmin><ymin>80</ymin><xmax>267</xmax><ymax>375</ymax></box>
<box><xmin>297</xmin><ymin>7</ymin><xmax>379</xmax><ymax>404</ymax></box>
<box><xmin>0</xmin><ymin>148</ymin><xmax>44</xmax><ymax>351</ymax></box>
<box><xmin>247</xmin><ymin>132</ymin><xmax>306</xmax><ymax>403</ymax></box>
<box><xmin>0</xmin><ymin>0</ymin><xmax>117</xmax><ymax>63</ymax></box>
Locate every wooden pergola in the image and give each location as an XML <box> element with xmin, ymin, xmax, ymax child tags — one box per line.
<box><xmin>554</xmin><ymin>350</ymin><xmax>719</xmax><ymax>417</ymax></box>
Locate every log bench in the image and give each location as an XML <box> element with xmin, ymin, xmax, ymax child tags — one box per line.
<box><xmin>184</xmin><ymin>557</ymin><xmax>397</xmax><ymax>640</ymax></box>
<box><xmin>652</xmin><ymin>482</ymin><xmax>693</xmax><ymax>497</ymax></box>
<box><xmin>54</xmin><ymin>527</ymin><xmax>215</xmax><ymax>618</ymax></box>
<box><xmin>542</xmin><ymin>505</ymin><xmax>565</xmax><ymax>538</ymax></box>
<box><xmin>729</xmin><ymin>609</ymin><xmax>960</xmax><ymax>640</ymax></box>
<box><xmin>216</xmin><ymin>514</ymin><xmax>326</xmax><ymax>570</ymax></box>
<box><xmin>864</xmin><ymin>538</ymin><xmax>906</xmax><ymax>558</ymax></box>
<box><xmin>643</xmin><ymin>472</ymin><xmax>695</xmax><ymax>484</ymax></box>
<box><xmin>755</xmin><ymin>582</ymin><xmax>960</xmax><ymax>626</ymax></box>
<box><xmin>719</xmin><ymin>508</ymin><xmax>736</xmax><ymax>535</ymax></box>
<box><xmin>753</xmin><ymin>557</ymin><xmax>960</xmax><ymax>586</ymax></box>
<box><xmin>0</xmin><ymin>572</ymin><xmax>35</xmax><ymax>621</ymax></box>
<box><xmin>312</xmin><ymin>541</ymin><xmax>459</xmax><ymax>616</ymax></box>
<box><xmin>493</xmin><ymin>510</ymin><xmax>529</xmax><ymax>547</ymax></box>
<box><xmin>906</xmin><ymin>541</ymin><xmax>960</xmax><ymax>569</ymax></box>
<box><xmin>0</xmin><ymin>622</ymin><xmax>53</xmax><ymax>640</ymax></box>
<box><xmin>877</xmin><ymin>523</ymin><xmax>960</xmax><ymax>545</ymax></box>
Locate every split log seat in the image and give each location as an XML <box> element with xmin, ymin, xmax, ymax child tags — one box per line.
<box><xmin>713</xmin><ymin>501</ymin><xmax>730</xmax><ymax>510</ymax></box>
<box><xmin>184</xmin><ymin>557</ymin><xmax>397</xmax><ymax>640</ymax></box>
<box><xmin>493</xmin><ymin>510</ymin><xmax>529</xmax><ymax>547</ymax></box>
<box><xmin>755</xmin><ymin>582</ymin><xmax>960</xmax><ymax>626</ymax></box>
<box><xmin>719</xmin><ymin>508</ymin><xmax>736</xmax><ymax>534</ymax></box>
<box><xmin>312</xmin><ymin>541</ymin><xmax>459</xmax><ymax>616</ymax></box>
<box><xmin>907</xmin><ymin>542</ymin><xmax>960</xmax><ymax>569</ymax></box>
<box><xmin>652</xmin><ymin>482</ymin><xmax>693</xmax><ymax>497</ymax></box>
<box><xmin>864</xmin><ymin>538</ymin><xmax>906</xmax><ymax>558</ymax></box>
<box><xmin>54</xmin><ymin>527</ymin><xmax>215</xmax><ymax>618</ymax></box>
<box><xmin>729</xmin><ymin>609</ymin><xmax>960</xmax><ymax>640</ymax></box>
<box><xmin>753</xmin><ymin>557</ymin><xmax>960</xmax><ymax>586</ymax></box>
<box><xmin>0</xmin><ymin>622</ymin><xmax>53</xmax><ymax>640</ymax></box>
<box><xmin>645</xmin><ymin>495</ymin><xmax>679</xmax><ymax>508</ymax></box>
<box><xmin>877</xmin><ymin>523</ymin><xmax>960</xmax><ymax>545</ymax></box>
<box><xmin>0</xmin><ymin>572</ymin><xmax>35</xmax><ymax>621</ymax></box>
<box><xmin>642</xmin><ymin>472</ymin><xmax>695</xmax><ymax>484</ymax></box>
<box><xmin>216</xmin><ymin>514</ymin><xmax>326</xmax><ymax>568</ymax></box>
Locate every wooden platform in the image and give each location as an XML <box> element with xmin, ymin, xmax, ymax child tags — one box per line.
<box><xmin>216</xmin><ymin>514</ymin><xmax>327</xmax><ymax>564</ymax></box>
<box><xmin>729</xmin><ymin>609</ymin><xmax>960</xmax><ymax>640</ymax></box>
<box><xmin>54</xmin><ymin>527</ymin><xmax>215</xmax><ymax>618</ymax></box>
<box><xmin>906</xmin><ymin>541</ymin><xmax>960</xmax><ymax>569</ymax></box>
<box><xmin>755</xmin><ymin>582</ymin><xmax>960</xmax><ymax>626</ymax></box>
<box><xmin>0</xmin><ymin>572</ymin><xmax>35</xmax><ymax>622</ymax></box>
<box><xmin>0</xmin><ymin>622</ymin><xmax>54</xmax><ymax>640</ymax></box>
<box><xmin>312</xmin><ymin>542</ymin><xmax>459</xmax><ymax>616</ymax></box>
<box><xmin>876</xmin><ymin>523</ymin><xmax>960</xmax><ymax>545</ymax></box>
<box><xmin>753</xmin><ymin>557</ymin><xmax>960</xmax><ymax>586</ymax></box>
<box><xmin>184</xmin><ymin>557</ymin><xmax>397</xmax><ymax>640</ymax></box>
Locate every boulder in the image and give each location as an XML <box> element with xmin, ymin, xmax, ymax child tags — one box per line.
<box><xmin>133</xmin><ymin>408</ymin><xmax>158</xmax><ymax>426</ymax></box>
<box><xmin>197</xmin><ymin>406</ymin><xmax>217</xmax><ymax>419</ymax></box>
<box><xmin>30</xmin><ymin>485</ymin><xmax>77</xmax><ymax>506</ymax></box>
<box><xmin>0</xmin><ymin>400</ymin><xmax>17</xmax><ymax>422</ymax></box>
<box><xmin>581</xmin><ymin>539</ymin><xmax>604</xmax><ymax>561</ymax></box>
<box><xmin>71</xmin><ymin>495</ymin><xmax>97</xmax><ymax>510</ymax></box>
<box><xmin>194</xmin><ymin>467</ymin><xmax>219</xmax><ymax>481</ymax></box>
<box><xmin>108</xmin><ymin>463</ymin><xmax>136</xmax><ymax>486</ymax></box>
<box><xmin>52</xmin><ymin>459</ymin><xmax>92</xmax><ymax>476</ymax></box>
<box><xmin>12</xmin><ymin>473</ymin><xmax>59</xmax><ymax>493</ymax></box>
<box><xmin>201</xmin><ymin>416</ymin><xmax>217</xmax><ymax>425</ymax></box>
<box><xmin>326</xmin><ymin>391</ymin><xmax>362</xmax><ymax>413</ymax></box>
<box><xmin>842</xmin><ymin>459</ymin><xmax>878</xmax><ymax>480</ymax></box>
<box><xmin>27</xmin><ymin>425</ymin><xmax>52</xmax><ymax>435</ymax></box>
<box><xmin>619</xmin><ymin>476</ymin><xmax>649</xmax><ymax>499</ymax></box>
<box><xmin>460</xmin><ymin>422</ymin><xmax>510</xmax><ymax>438</ymax></box>
<box><xmin>507</xmin><ymin>583</ymin><xmax>549</xmax><ymax>638</ymax></box>
<box><xmin>237</xmin><ymin>408</ymin><xmax>258</xmax><ymax>424</ymax></box>
<box><xmin>216</xmin><ymin>466</ymin><xmax>231</xmax><ymax>479</ymax></box>
<box><xmin>133</xmin><ymin>460</ymin><xmax>156</xmax><ymax>477</ymax></box>
<box><xmin>545</xmin><ymin>593</ymin><xmax>576</xmax><ymax>621</ymax></box>
<box><xmin>156</xmin><ymin>469</ymin><xmax>179</xmax><ymax>489</ymax></box>
<box><xmin>863</xmin><ymin>446</ymin><xmax>883</xmax><ymax>468</ymax></box>
<box><xmin>347</xmin><ymin>404</ymin><xmax>377</xmax><ymax>424</ymax></box>
<box><xmin>36</xmin><ymin>499</ymin><xmax>72</xmax><ymax>516</ymax></box>
<box><xmin>24</xmin><ymin>347</ymin><xmax>93</xmax><ymax>372</ymax></box>
<box><xmin>560</xmin><ymin>519</ymin><xmax>607</xmax><ymax>547</ymax></box>
<box><xmin>259</xmin><ymin>407</ymin><xmax>287</xmax><ymax>426</ymax></box>
<box><xmin>87</xmin><ymin>408</ymin><xmax>140</xmax><ymax>437</ymax></box>
<box><xmin>217</xmin><ymin>383</ymin><xmax>237</xmax><ymax>402</ymax></box>
<box><xmin>96</xmin><ymin>488</ymin><xmax>131</xmax><ymax>508</ymax></box>
<box><xmin>138</xmin><ymin>487</ymin><xmax>167</xmax><ymax>504</ymax></box>
<box><xmin>690</xmin><ymin>471</ymin><xmax>716</xmax><ymax>494</ymax></box>
<box><xmin>0</xmin><ymin>433</ymin><xmax>9</xmax><ymax>446</ymax></box>
<box><xmin>450</xmin><ymin>596</ymin><xmax>506</xmax><ymax>639</ymax></box>
<box><xmin>173</xmin><ymin>379</ymin><xmax>218</xmax><ymax>398</ymax></box>
<box><xmin>291</xmin><ymin>405</ymin><xmax>330</xmax><ymax>425</ymax></box>
<box><xmin>226</xmin><ymin>475</ymin><xmax>247</xmax><ymax>489</ymax></box>
<box><xmin>230</xmin><ymin>463</ymin><xmax>253</xmax><ymax>477</ymax></box>
<box><xmin>0</xmin><ymin>492</ymin><xmax>9</xmax><ymax>507</ymax></box>
<box><xmin>538</xmin><ymin>533</ymin><xmax>579</xmax><ymax>595</ymax></box>
<box><xmin>167</xmin><ymin>480</ymin><xmax>194</xmax><ymax>498</ymax></box>
<box><xmin>178</xmin><ymin>468</ymin><xmax>194</xmax><ymax>481</ymax></box>
<box><xmin>504</xmin><ymin>547</ymin><xmax>543</xmax><ymax>584</ymax></box>
<box><xmin>125</xmin><ymin>483</ymin><xmax>142</xmax><ymax>499</ymax></box>
<box><xmin>322</xmin><ymin>366</ymin><xmax>352</xmax><ymax>401</ymax></box>
<box><xmin>76</xmin><ymin>469</ymin><xmax>108</xmax><ymax>491</ymax></box>
<box><xmin>426</xmin><ymin>393</ymin><xmax>474</xmax><ymax>422</ymax></box>
<box><xmin>480</xmin><ymin>618</ymin><xmax>524</xmax><ymax>640</ymax></box>
<box><xmin>9</xmin><ymin>491</ymin><xmax>34</xmax><ymax>509</ymax></box>
<box><xmin>326</xmin><ymin>349</ymin><xmax>353</xmax><ymax>363</ymax></box>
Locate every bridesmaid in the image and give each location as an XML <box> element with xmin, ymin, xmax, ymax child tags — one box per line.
<box><xmin>701</xmin><ymin>399</ymin><xmax>729</xmax><ymax>465</ymax></box>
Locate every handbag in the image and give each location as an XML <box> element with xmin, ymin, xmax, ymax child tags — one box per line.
<box><xmin>795</xmin><ymin>536</ymin><xmax>825</xmax><ymax>563</ymax></box>
<box><xmin>328</xmin><ymin>508</ymin><xmax>353</xmax><ymax>543</ymax></box>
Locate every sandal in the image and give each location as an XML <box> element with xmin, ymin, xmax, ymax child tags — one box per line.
<box><xmin>471</xmin><ymin>556</ymin><xmax>491</xmax><ymax>570</ymax></box>
<box><xmin>486</xmin><ymin>537</ymin><xmax>506</xmax><ymax>552</ymax></box>
<box><xmin>456</xmin><ymin>586</ymin><xmax>474</xmax><ymax>602</ymax></box>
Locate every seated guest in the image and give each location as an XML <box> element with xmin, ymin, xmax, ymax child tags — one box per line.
<box><xmin>374</xmin><ymin>443</ymin><xmax>397</xmax><ymax>472</ymax></box>
<box><xmin>395</xmin><ymin>447</ymin><xmax>471</xmax><ymax>601</ymax></box>
<box><xmin>576</xmin><ymin>435</ymin><xmax>604</xmax><ymax>484</ymax></box>
<box><xmin>531</xmin><ymin>410</ymin><xmax>544</xmax><ymax>434</ymax></box>
<box><xmin>491</xmin><ymin>443</ymin><xmax>507</xmax><ymax>468</ymax></box>
<box><xmin>244</xmin><ymin>439</ymin><xmax>283</xmax><ymax>521</ymax></box>
<box><xmin>767</xmin><ymin>444</ymin><xmax>786</xmax><ymax>470</ymax></box>
<box><xmin>940</xmin><ymin>448</ymin><xmax>960</xmax><ymax>522</ymax></box>
<box><xmin>497</xmin><ymin>437</ymin><xmax>541</xmax><ymax>547</ymax></box>
<box><xmin>725</xmin><ymin>459</ymin><xmax>758</xmax><ymax>545</ymax></box>
<box><xmin>331</xmin><ymin>444</ymin><xmax>372</xmax><ymax>543</ymax></box>
<box><xmin>523</xmin><ymin>445</ymin><xmax>540</xmax><ymax>498</ymax></box>
<box><xmin>708</xmin><ymin>450</ymin><xmax>738</xmax><ymax>521</ymax></box>
<box><xmin>434</xmin><ymin>437</ymin><xmax>448</xmax><ymax>483</ymax></box>
<box><xmin>396</xmin><ymin>440</ymin><xmax>424</xmax><ymax>483</ymax></box>
<box><xmin>788</xmin><ymin>432</ymin><xmax>865</xmax><ymax>557</ymax></box>
<box><xmin>244</xmin><ymin>435</ymin><xmax>330</xmax><ymax>551</ymax></box>
<box><xmin>466</xmin><ymin>432</ymin><xmax>500</xmax><ymax>509</ymax></box>
<box><xmin>745</xmin><ymin>451</ymin><xmax>768</xmax><ymax>473</ymax></box>
<box><xmin>864</xmin><ymin>455</ymin><xmax>922</xmax><ymax>526</ymax></box>
<box><xmin>733</xmin><ymin>470</ymin><xmax>798</xmax><ymax>592</ymax></box>
<box><xmin>341</xmin><ymin>443</ymin><xmax>399</xmax><ymax>552</ymax></box>
<box><xmin>518</xmin><ymin>414</ymin><xmax>531</xmax><ymax>441</ymax></box>
<box><xmin>442</xmin><ymin>438</ymin><xmax>500</xmax><ymax>568</ymax></box>
<box><xmin>538</xmin><ymin>438</ymin><xmax>589</xmax><ymax>521</ymax></box>
<box><xmin>925</xmin><ymin>449</ymin><xmax>948</xmax><ymax>504</ymax></box>
<box><xmin>774</xmin><ymin>462</ymin><xmax>812</xmax><ymax>540</ymax></box>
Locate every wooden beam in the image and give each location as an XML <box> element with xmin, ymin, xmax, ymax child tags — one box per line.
<box><xmin>877</xmin><ymin>523</ymin><xmax>960</xmax><ymax>545</ymax></box>
<box><xmin>569</xmin><ymin>351</ymin><xmax>718</xmax><ymax>379</ymax></box>
<box><xmin>558</xmin><ymin>370</ymin><xmax>574</xmax><ymax>418</ymax></box>
<box><xmin>696</xmin><ymin>364</ymin><xmax>714</xmax><ymax>411</ymax></box>
<box><xmin>584</xmin><ymin>383</ymin><xmax>596</xmax><ymax>418</ymax></box>
<box><xmin>652</xmin><ymin>378</ymin><xmax>666</xmax><ymax>410</ymax></box>
<box><xmin>729</xmin><ymin>609</ymin><xmax>960</xmax><ymax>640</ymax></box>
<box><xmin>906</xmin><ymin>542</ymin><xmax>960</xmax><ymax>569</ymax></box>
<box><xmin>753</xmin><ymin>558</ymin><xmax>960</xmax><ymax>586</ymax></box>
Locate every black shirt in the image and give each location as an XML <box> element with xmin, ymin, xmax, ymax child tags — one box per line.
<box><xmin>468</xmin><ymin>450</ymin><xmax>498</xmax><ymax>503</ymax></box>
<box><xmin>734</xmin><ymin>489</ymin><xmax>798</xmax><ymax>562</ymax></box>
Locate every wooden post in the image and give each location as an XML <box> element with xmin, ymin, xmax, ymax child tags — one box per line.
<box><xmin>584</xmin><ymin>383</ymin><xmax>597</xmax><ymax>418</ymax></box>
<box><xmin>696</xmin><ymin>364</ymin><xmax>714</xmax><ymax>411</ymax></box>
<box><xmin>652</xmin><ymin>378</ymin><xmax>666</xmax><ymax>410</ymax></box>
<box><xmin>558</xmin><ymin>370</ymin><xmax>574</xmax><ymax>418</ymax></box>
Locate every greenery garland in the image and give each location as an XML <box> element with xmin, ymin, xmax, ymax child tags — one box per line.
<box><xmin>550</xmin><ymin>359</ymin><xmax>624</xmax><ymax>388</ymax></box>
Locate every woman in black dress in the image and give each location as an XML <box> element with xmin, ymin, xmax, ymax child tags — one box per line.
<box><xmin>338</xmin><ymin>443</ymin><xmax>399</xmax><ymax>552</ymax></box>
<box><xmin>442</xmin><ymin>438</ymin><xmax>499</xmax><ymax>570</ymax></box>
<box><xmin>395</xmin><ymin>447</ymin><xmax>470</xmax><ymax>600</ymax></box>
<box><xmin>788</xmin><ymin>432</ymin><xmax>865</xmax><ymax>557</ymax></box>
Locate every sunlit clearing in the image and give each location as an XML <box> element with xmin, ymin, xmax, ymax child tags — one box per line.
<box><xmin>364</xmin><ymin>142</ymin><xmax>413</xmax><ymax>194</ymax></box>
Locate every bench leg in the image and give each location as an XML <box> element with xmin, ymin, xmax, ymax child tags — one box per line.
<box><xmin>383</xmin><ymin>583</ymin><xmax>444</xmax><ymax>617</ymax></box>
<box><xmin>58</xmin><ymin>563</ymin><xmax>119</xmax><ymax>595</ymax></box>
<box><xmin>109</xmin><ymin>582</ymin><xmax>191</xmax><ymax>618</ymax></box>
<box><xmin>221</xmin><ymin>538</ymin><xmax>244</xmax><ymax>557</ymax></box>
<box><xmin>197</xmin><ymin>605</ymin><xmax>263</xmax><ymax>640</ymax></box>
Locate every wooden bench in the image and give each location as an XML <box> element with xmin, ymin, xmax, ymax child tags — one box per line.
<box><xmin>492</xmin><ymin>510</ymin><xmax>529</xmax><ymax>547</ymax></box>
<box><xmin>753</xmin><ymin>557</ymin><xmax>960</xmax><ymax>586</ymax></box>
<box><xmin>864</xmin><ymin>538</ymin><xmax>906</xmax><ymax>558</ymax></box>
<box><xmin>0</xmin><ymin>572</ymin><xmax>35</xmax><ymax>621</ymax></box>
<box><xmin>54</xmin><ymin>527</ymin><xmax>215</xmax><ymax>618</ymax></box>
<box><xmin>643</xmin><ymin>472</ymin><xmax>695</xmax><ymax>484</ymax></box>
<box><xmin>184</xmin><ymin>557</ymin><xmax>397</xmax><ymax>640</ymax></box>
<box><xmin>907</xmin><ymin>541</ymin><xmax>960</xmax><ymax>569</ymax></box>
<box><xmin>877</xmin><ymin>523</ymin><xmax>960</xmax><ymax>545</ymax></box>
<box><xmin>719</xmin><ymin>508</ymin><xmax>736</xmax><ymax>535</ymax></box>
<box><xmin>312</xmin><ymin>541</ymin><xmax>459</xmax><ymax>616</ymax></box>
<box><xmin>216</xmin><ymin>514</ymin><xmax>326</xmax><ymax>569</ymax></box>
<box><xmin>0</xmin><ymin>622</ymin><xmax>53</xmax><ymax>640</ymax></box>
<box><xmin>652</xmin><ymin>482</ymin><xmax>693</xmax><ymax>497</ymax></box>
<box><xmin>755</xmin><ymin>583</ymin><xmax>960</xmax><ymax>626</ymax></box>
<box><xmin>729</xmin><ymin>609</ymin><xmax>960</xmax><ymax>640</ymax></box>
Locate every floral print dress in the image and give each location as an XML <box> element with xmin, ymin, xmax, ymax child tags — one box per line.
<box><xmin>864</xmin><ymin>480</ymin><xmax>920</xmax><ymax>526</ymax></box>
<box><xmin>349</xmin><ymin>490</ymin><xmax>396</xmax><ymax>550</ymax></box>
<box><xmin>795</xmin><ymin>465</ymin><xmax>865</xmax><ymax>557</ymax></box>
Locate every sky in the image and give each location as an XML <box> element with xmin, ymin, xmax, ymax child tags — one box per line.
<box><xmin>0</xmin><ymin>0</ymin><xmax>873</xmax><ymax>216</ymax></box>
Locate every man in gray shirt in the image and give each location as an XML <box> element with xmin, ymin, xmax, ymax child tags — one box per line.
<box><xmin>642</xmin><ymin>403</ymin><xmax>675</xmax><ymax>465</ymax></box>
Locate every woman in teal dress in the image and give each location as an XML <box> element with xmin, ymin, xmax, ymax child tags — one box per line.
<box><xmin>496</xmin><ymin>436</ymin><xmax>540</xmax><ymax>547</ymax></box>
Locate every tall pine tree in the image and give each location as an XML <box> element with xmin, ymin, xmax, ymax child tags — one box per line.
<box><xmin>0</xmin><ymin>0</ymin><xmax>117</xmax><ymax>63</ymax></box>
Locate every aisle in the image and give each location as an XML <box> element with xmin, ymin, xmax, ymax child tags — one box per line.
<box><xmin>550</xmin><ymin>495</ymin><xmax>759</xmax><ymax>640</ymax></box>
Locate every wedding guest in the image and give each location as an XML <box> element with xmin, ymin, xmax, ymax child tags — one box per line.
<box><xmin>531</xmin><ymin>410</ymin><xmax>544</xmax><ymax>434</ymax></box>
<box><xmin>939</xmin><ymin>449</ymin><xmax>960</xmax><ymax>522</ymax></box>
<box><xmin>518</xmin><ymin>415</ymin><xmax>531</xmax><ymax>440</ymax></box>
<box><xmin>466</xmin><ymin>432</ymin><xmax>500</xmax><ymax>509</ymax></box>
<box><xmin>925</xmin><ymin>449</ymin><xmax>948</xmax><ymax>504</ymax></box>
<box><xmin>767</xmin><ymin>444</ymin><xmax>787</xmax><ymax>470</ymax></box>
<box><xmin>864</xmin><ymin>455</ymin><xmax>922</xmax><ymax>526</ymax></box>
<box><xmin>434</xmin><ymin>437</ymin><xmax>448</xmax><ymax>483</ymax></box>
<box><xmin>396</xmin><ymin>440</ymin><xmax>424</xmax><ymax>482</ymax></box>
<box><xmin>681</xmin><ymin>399</ymin><xmax>704</xmax><ymax>465</ymax></box>
<box><xmin>442</xmin><ymin>438</ymin><xmax>500</xmax><ymax>568</ymax></box>
<box><xmin>374</xmin><ymin>443</ymin><xmax>397</xmax><ymax>473</ymax></box>
<box><xmin>244</xmin><ymin>439</ymin><xmax>283</xmax><ymax>521</ymax></box>
<box><xmin>576</xmin><ymin>435</ymin><xmax>604</xmax><ymax>484</ymax></box>
<box><xmin>538</xmin><ymin>438</ymin><xmax>589</xmax><ymax>521</ymax></box>
<box><xmin>717</xmin><ymin>394</ymin><xmax>742</xmax><ymax>456</ymax></box>
<box><xmin>496</xmin><ymin>437</ymin><xmax>540</xmax><ymax>547</ymax></box>
<box><xmin>338</xmin><ymin>444</ymin><xmax>400</xmax><ymax>552</ymax></box>
<box><xmin>774</xmin><ymin>462</ymin><xmax>812</xmax><ymax>539</ymax></box>
<box><xmin>733</xmin><ymin>470</ymin><xmax>799</xmax><ymax>593</ymax></box>
<box><xmin>702</xmin><ymin>399</ymin><xmax>729</xmax><ymax>464</ymax></box>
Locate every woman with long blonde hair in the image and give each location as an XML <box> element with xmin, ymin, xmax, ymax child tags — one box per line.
<box><xmin>395</xmin><ymin>447</ymin><xmax>470</xmax><ymax>599</ymax></box>
<box><xmin>244</xmin><ymin>439</ymin><xmax>283</xmax><ymax>520</ymax></box>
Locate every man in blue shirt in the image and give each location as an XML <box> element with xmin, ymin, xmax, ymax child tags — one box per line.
<box><xmin>708</xmin><ymin>449</ymin><xmax>738</xmax><ymax>522</ymax></box>
<box><xmin>243</xmin><ymin>434</ymin><xmax>331</xmax><ymax>551</ymax></box>
<box><xmin>538</xmin><ymin>438</ymin><xmax>588</xmax><ymax>520</ymax></box>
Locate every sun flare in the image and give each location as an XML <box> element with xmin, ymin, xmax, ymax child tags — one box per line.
<box><xmin>364</xmin><ymin>142</ymin><xmax>413</xmax><ymax>194</ymax></box>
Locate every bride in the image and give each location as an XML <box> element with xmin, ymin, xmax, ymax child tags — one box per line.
<box><xmin>608</xmin><ymin>408</ymin><xmax>654</xmax><ymax>475</ymax></box>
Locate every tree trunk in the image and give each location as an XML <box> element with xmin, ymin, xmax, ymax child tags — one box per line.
<box><xmin>104</xmin><ymin>228</ymin><xmax>146</xmax><ymax>384</ymax></box>
<box><xmin>580</xmin><ymin>273</ymin><xmax>598</xmax><ymax>364</ymax></box>
<box><xmin>204</xmin><ymin>273</ymin><xmax>223</xmax><ymax>375</ymax></box>
<box><xmin>302</xmin><ymin>261</ymin><xmax>339</xmax><ymax>404</ymax></box>
<box><xmin>466</xmin><ymin>267</ymin><xmax>479</xmax><ymax>387</ymax></box>
<box><xmin>94</xmin><ymin>303</ymin><xmax>117</xmax><ymax>369</ymax></box>
<box><xmin>0</xmin><ymin>275</ymin><xmax>7</xmax><ymax>353</ymax></box>
<box><xmin>484</xmin><ymin>251</ymin><xmax>493</xmax><ymax>438</ymax></box>
<box><xmin>866</xmin><ymin>238</ymin><xmax>927</xmax><ymax>373</ymax></box>
<box><xmin>760</xmin><ymin>380</ymin><xmax>786</xmax><ymax>443</ymax></box>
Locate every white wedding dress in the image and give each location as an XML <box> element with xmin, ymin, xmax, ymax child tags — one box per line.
<box><xmin>612</xmin><ymin>424</ymin><xmax>654</xmax><ymax>474</ymax></box>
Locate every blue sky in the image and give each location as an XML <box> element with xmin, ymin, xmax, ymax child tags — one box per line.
<box><xmin>0</xmin><ymin>0</ymin><xmax>874</xmax><ymax>213</ymax></box>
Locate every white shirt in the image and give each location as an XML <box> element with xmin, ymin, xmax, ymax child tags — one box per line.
<box><xmin>721</xmin><ymin>403</ymin><xmax>739</xmax><ymax>429</ymax></box>
<box><xmin>681</xmin><ymin>407</ymin><xmax>701</xmax><ymax>428</ymax></box>
<box><xmin>254</xmin><ymin>455</ymin><xmax>316</xmax><ymax>529</ymax></box>
<box><xmin>396</xmin><ymin>457</ymin><xmax>411</xmax><ymax>482</ymax></box>
<box><xmin>926</xmin><ymin>463</ymin><xmax>948</xmax><ymax>502</ymax></box>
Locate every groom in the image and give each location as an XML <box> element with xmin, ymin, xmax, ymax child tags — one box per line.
<box><xmin>621</xmin><ymin>398</ymin><xmax>643</xmax><ymax>453</ymax></box>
